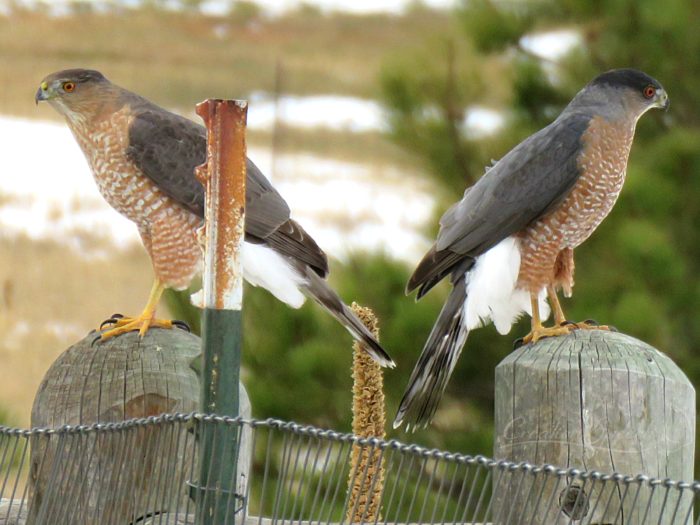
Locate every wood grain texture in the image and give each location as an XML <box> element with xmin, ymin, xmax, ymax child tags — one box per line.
<box><xmin>0</xmin><ymin>499</ymin><xmax>26</xmax><ymax>525</ymax></box>
<box><xmin>493</xmin><ymin>329</ymin><xmax>695</xmax><ymax>524</ymax></box>
<box><xmin>24</xmin><ymin>328</ymin><xmax>251</xmax><ymax>525</ymax></box>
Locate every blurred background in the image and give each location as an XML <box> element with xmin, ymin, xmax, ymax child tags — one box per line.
<box><xmin>0</xmin><ymin>0</ymin><xmax>698</xmax><ymax>473</ymax></box>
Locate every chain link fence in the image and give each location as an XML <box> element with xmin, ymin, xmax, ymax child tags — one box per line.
<box><xmin>0</xmin><ymin>413</ymin><xmax>697</xmax><ymax>524</ymax></box>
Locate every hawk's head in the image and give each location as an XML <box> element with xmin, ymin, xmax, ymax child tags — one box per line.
<box><xmin>35</xmin><ymin>69</ymin><xmax>109</xmax><ymax>118</ymax></box>
<box><xmin>571</xmin><ymin>68</ymin><xmax>669</xmax><ymax>121</ymax></box>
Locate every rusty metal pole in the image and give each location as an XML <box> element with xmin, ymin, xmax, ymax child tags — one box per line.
<box><xmin>194</xmin><ymin>99</ymin><xmax>247</xmax><ymax>525</ymax></box>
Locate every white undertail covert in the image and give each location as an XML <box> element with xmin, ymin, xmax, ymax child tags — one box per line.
<box><xmin>464</xmin><ymin>236</ymin><xmax>549</xmax><ymax>334</ymax></box>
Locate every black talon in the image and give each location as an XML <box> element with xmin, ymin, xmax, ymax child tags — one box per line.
<box><xmin>172</xmin><ymin>320</ymin><xmax>191</xmax><ymax>332</ymax></box>
<box><xmin>559</xmin><ymin>320</ymin><xmax>576</xmax><ymax>327</ymax></box>
<box><xmin>583</xmin><ymin>319</ymin><xmax>599</xmax><ymax>326</ymax></box>
<box><xmin>609</xmin><ymin>325</ymin><xmax>618</xmax><ymax>332</ymax></box>
<box><xmin>513</xmin><ymin>337</ymin><xmax>525</xmax><ymax>350</ymax></box>
<box><xmin>100</xmin><ymin>318</ymin><xmax>118</xmax><ymax>330</ymax></box>
<box><xmin>100</xmin><ymin>313</ymin><xmax>125</xmax><ymax>329</ymax></box>
<box><xmin>91</xmin><ymin>334</ymin><xmax>103</xmax><ymax>346</ymax></box>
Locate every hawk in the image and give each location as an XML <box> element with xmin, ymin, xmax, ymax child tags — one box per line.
<box><xmin>395</xmin><ymin>69</ymin><xmax>669</xmax><ymax>429</ymax></box>
<box><xmin>35</xmin><ymin>68</ymin><xmax>394</xmax><ymax>368</ymax></box>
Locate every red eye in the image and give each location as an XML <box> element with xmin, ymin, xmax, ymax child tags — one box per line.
<box><xmin>643</xmin><ymin>85</ymin><xmax>656</xmax><ymax>99</ymax></box>
<box><xmin>63</xmin><ymin>82</ymin><xmax>76</xmax><ymax>93</ymax></box>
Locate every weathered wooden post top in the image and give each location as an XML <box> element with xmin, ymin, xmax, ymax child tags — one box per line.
<box><xmin>493</xmin><ymin>329</ymin><xmax>695</xmax><ymax>524</ymax></box>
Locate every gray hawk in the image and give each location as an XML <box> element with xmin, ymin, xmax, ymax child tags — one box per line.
<box><xmin>395</xmin><ymin>68</ymin><xmax>669</xmax><ymax>429</ymax></box>
<box><xmin>35</xmin><ymin>68</ymin><xmax>394</xmax><ymax>368</ymax></box>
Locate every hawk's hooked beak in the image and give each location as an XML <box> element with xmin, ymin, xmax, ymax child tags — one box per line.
<box><xmin>657</xmin><ymin>89</ymin><xmax>670</xmax><ymax>111</ymax></box>
<box><xmin>35</xmin><ymin>81</ymin><xmax>51</xmax><ymax>105</ymax></box>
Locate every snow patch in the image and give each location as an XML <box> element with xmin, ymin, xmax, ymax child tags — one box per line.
<box><xmin>520</xmin><ymin>29</ymin><xmax>582</xmax><ymax>62</ymax></box>
<box><xmin>0</xmin><ymin>114</ymin><xmax>434</xmax><ymax>263</ymax></box>
<box><xmin>5</xmin><ymin>0</ymin><xmax>455</xmax><ymax>17</ymax></box>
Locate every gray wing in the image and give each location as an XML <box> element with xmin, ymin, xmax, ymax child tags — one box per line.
<box><xmin>245</xmin><ymin>160</ymin><xmax>291</xmax><ymax>239</ymax></box>
<box><xmin>244</xmin><ymin>161</ymin><xmax>327</xmax><ymax>275</ymax></box>
<box><xmin>408</xmin><ymin>112</ymin><xmax>591</xmax><ymax>296</ymax></box>
<box><xmin>126</xmin><ymin>103</ymin><xmax>328</xmax><ymax>276</ymax></box>
<box><xmin>126</xmin><ymin>106</ymin><xmax>207</xmax><ymax>217</ymax></box>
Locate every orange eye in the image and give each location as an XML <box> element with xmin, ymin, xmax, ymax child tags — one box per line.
<box><xmin>63</xmin><ymin>82</ymin><xmax>76</xmax><ymax>93</ymax></box>
<box><xmin>643</xmin><ymin>85</ymin><xmax>656</xmax><ymax>99</ymax></box>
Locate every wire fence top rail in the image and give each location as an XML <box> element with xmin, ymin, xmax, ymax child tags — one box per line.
<box><xmin>0</xmin><ymin>413</ymin><xmax>698</xmax><ymax>525</ymax></box>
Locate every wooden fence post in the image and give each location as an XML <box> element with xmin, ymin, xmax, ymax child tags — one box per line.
<box><xmin>28</xmin><ymin>329</ymin><xmax>252</xmax><ymax>524</ymax></box>
<box><xmin>493</xmin><ymin>329</ymin><xmax>695</xmax><ymax>524</ymax></box>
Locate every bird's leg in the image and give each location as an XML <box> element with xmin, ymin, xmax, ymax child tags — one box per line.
<box><xmin>546</xmin><ymin>285</ymin><xmax>612</xmax><ymax>332</ymax></box>
<box><xmin>99</xmin><ymin>279</ymin><xmax>186</xmax><ymax>340</ymax></box>
<box><xmin>521</xmin><ymin>292</ymin><xmax>573</xmax><ymax>345</ymax></box>
<box><xmin>547</xmin><ymin>285</ymin><xmax>567</xmax><ymax>326</ymax></box>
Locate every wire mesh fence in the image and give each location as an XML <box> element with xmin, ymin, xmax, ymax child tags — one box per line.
<box><xmin>0</xmin><ymin>413</ymin><xmax>697</xmax><ymax>525</ymax></box>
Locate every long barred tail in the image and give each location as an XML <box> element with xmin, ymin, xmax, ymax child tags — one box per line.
<box><xmin>301</xmin><ymin>268</ymin><xmax>395</xmax><ymax>369</ymax></box>
<box><xmin>393</xmin><ymin>276</ymin><xmax>469</xmax><ymax>430</ymax></box>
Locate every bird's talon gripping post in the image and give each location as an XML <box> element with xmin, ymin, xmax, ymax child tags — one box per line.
<box><xmin>570</xmin><ymin>320</ymin><xmax>611</xmax><ymax>331</ymax></box>
<box><xmin>513</xmin><ymin>337</ymin><xmax>525</xmax><ymax>350</ymax></box>
<box><xmin>520</xmin><ymin>292</ymin><xmax>574</xmax><ymax>345</ymax></box>
<box><xmin>521</xmin><ymin>324</ymin><xmax>574</xmax><ymax>346</ymax></box>
<box><xmin>97</xmin><ymin>279</ymin><xmax>170</xmax><ymax>341</ymax></box>
<box><xmin>98</xmin><ymin>315</ymin><xmax>176</xmax><ymax>340</ymax></box>
<box><xmin>172</xmin><ymin>320</ymin><xmax>191</xmax><ymax>332</ymax></box>
<box><xmin>100</xmin><ymin>317</ymin><xmax>120</xmax><ymax>330</ymax></box>
<box><xmin>99</xmin><ymin>316</ymin><xmax>143</xmax><ymax>340</ymax></box>
<box><xmin>100</xmin><ymin>315</ymin><xmax>140</xmax><ymax>330</ymax></box>
<box><xmin>138</xmin><ymin>317</ymin><xmax>156</xmax><ymax>338</ymax></box>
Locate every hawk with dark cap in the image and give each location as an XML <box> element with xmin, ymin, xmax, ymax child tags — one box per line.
<box><xmin>395</xmin><ymin>69</ymin><xmax>669</xmax><ymax>429</ymax></box>
<box><xmin>35</xmin><ymin>68</ymin><xmax>394</xmax><ymax>368</ymax></box>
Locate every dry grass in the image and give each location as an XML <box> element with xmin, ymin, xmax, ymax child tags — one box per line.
<box><xmin>247</xmin><ymin>127</ymin><xmax>421</xmax><ymax>170</ymax></box>
<box><xmin>0</xmin><ymin>234</ymin><xmax>156</xmax><ymax>427</ymax></box>
<box><xmin>0</xmin><ymin>7</ymin><xmax>465</xmax><ymax>167</ymax></box>
<box><xmin>0</xmin><ymin>7</ymin><xmax>457</xmax><ymax>118</ymax></box>
<box><xmin>0</xmin><ymin>6</ymin><xmax>510</xmax><ymax>168</ymax></box>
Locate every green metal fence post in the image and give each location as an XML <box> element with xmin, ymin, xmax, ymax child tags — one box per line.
<box><xmin>194</xmin><ymin>99</ymin><xmax>248</xmax><ymax>525</ymax></box>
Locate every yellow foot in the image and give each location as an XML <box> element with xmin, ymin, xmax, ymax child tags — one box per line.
<box><xmin>562</xmin><ymin>319</ymin><xmax>615</xmax><ymax>332</ymax></box>
<box><xmin>98</xmin><ymin>313</ymin><xmax>190</xmax><ymax>341</ymax></box>
<box><xmin>522</xmin><ymin>323</ymin><xmax>574</xmax><ymax>345</ymax></box>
